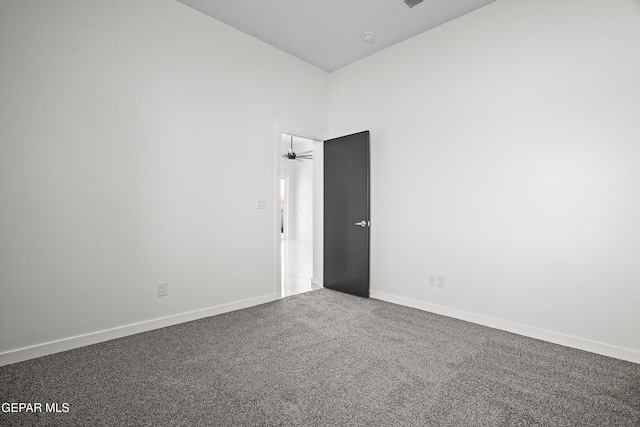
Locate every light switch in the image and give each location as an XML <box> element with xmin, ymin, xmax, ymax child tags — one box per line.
<box><xmin>256</xmin><ymin>197</ymin><xmax>267</xmax><ymax>209</ymax></box>
<box><xmin>428</xmin><ymin>275</ymin><xmax>437</xmax><ymax>287</ymax></box>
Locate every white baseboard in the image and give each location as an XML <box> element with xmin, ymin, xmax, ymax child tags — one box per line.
<box><xmin>0</xmin><ymin>293</ymin><xmax>278</xmax><ymax>367</ymax></box>
<box><xmin>370</xmin><ymin>290</ymin><xmax>640</xmax><ymax>365</ymax></box>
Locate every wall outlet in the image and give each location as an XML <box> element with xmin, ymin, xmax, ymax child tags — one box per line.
<box><xmin>437</xmin><ymin>276</ymin><xmax>446</xmax><ymax>288</ymax></box>
<box><xmin>428</xmin><ymin>275</ymin><xmax>437</xmax><ymax>287</ymax></box>
<box><xmin>158</xmin><ymin>282</ymin><xmax>168</xmax><ymax>297</ymax></box>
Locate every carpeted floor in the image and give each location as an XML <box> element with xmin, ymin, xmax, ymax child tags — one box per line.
<box><xmin>1</xmin><ymin>288</ymin><xmax>639</xmax><ymax>426</ymax></box>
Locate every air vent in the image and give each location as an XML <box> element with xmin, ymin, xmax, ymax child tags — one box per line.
<box><xmin>399</xmin><ymin>0</ymin><xmax>424</xmax><ymax>9</ymax></box>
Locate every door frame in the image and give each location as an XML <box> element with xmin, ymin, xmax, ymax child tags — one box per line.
<box><xmin>274</xmin><ymin>123</ymin><xmax>327</xmax><ymax>298</ymax></box>
<box><xmin>280</xmin><ymin>176</ymin><xmax>290</xmax><ymax>240</ymax></box>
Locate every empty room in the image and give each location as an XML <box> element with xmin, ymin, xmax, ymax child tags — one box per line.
<box><xmin>1</xmin><ymin>0</ymin><xmax>639</xmax><ymax>425</ymax></box>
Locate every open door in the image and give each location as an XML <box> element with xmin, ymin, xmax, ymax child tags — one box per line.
<box><xmin>323</xmin><ymin>131</ymin><xmax>370</xmax><ymax>298</ymax></box>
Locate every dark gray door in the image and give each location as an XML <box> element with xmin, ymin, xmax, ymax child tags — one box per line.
<box><xmin>323</xmin><ymin>131</ymin><xmax>370</xmax><ymax>298</ymax></box>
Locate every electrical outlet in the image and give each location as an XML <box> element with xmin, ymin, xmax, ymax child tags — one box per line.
<box><xmin>437</xmin><ymin>276</ymin><xmax>446</xmax><ymax>288</ymax></box>
<box><xmin>428</xmin><ymin>275</ymin><xmax>437</xmax><ymax>287</ymax></box>
<box><xmin>158</xmin><ymin>282</ymin><xmax>168</xmax><ymax>297</ymax></box>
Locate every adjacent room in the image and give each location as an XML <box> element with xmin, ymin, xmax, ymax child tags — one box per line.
<box><xmin>280</xmin><ymin>133</ymin><xmax>319</xmax><ymax>297</ymax></box>
<box><xmin>1</xmin><ymin>0</ymin><xmax>639</xmax><ymax>425</ymax></box>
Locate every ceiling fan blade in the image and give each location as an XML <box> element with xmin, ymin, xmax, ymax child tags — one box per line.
<box><xmin>296</xmin><ymin>150</ymin><xmax>313</xmax><ymax>155</ymax></box>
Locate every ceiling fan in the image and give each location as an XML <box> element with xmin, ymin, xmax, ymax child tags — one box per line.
<box><xmin>282</xmin><ymin>135</ymin><xmax>313</xmax><ymax>161</ymax></box>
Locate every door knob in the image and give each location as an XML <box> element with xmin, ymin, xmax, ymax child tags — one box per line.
<box><xmin>355</xmin><ymin>220</ymin><xmax>369</xmax><ymax>227</ymax></box>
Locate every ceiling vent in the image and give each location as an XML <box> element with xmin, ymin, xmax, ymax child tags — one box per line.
<box><xmin>399</xmin><ymin>0</ymin><xmax>424</xmax><ymax>9</ymax></box>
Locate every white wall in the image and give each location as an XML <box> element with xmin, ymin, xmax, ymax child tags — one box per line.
<box><xmin>292</xmin><ymin>139</ymin><xmax>314</xmax><ymax>242</ymax></box>
<box><xmin>280</xmin><ymin>135</ymin><xmax>313</xmax><ymax>241</ymax></box>
<box><xmin>281</xmin><ymin>140</ymin><xmax>296</xmax><ymax>239</ymax></box>
<box><xmin>0</xmin><ymin>0</ymin><xmax>328</xmax><ymax>364</ymax></box>
<box><xmin>329</xmin><ymin>0</ymin><xmax>640</xmax><ymax>362</ymax></box>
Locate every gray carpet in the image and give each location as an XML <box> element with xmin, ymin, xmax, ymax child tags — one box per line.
<box><xmin>1</xmin><ymin>288</ymin><xmax>639</xmax><ymax>426</ymax></box>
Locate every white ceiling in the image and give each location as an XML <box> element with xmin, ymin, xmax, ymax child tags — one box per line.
<box><xmin>176</xmin><ymin>0</ymin><xmax>498</xmax><ymax>72</ymax></box>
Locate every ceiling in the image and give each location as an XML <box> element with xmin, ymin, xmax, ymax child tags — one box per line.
<box><xmin>177</xmin><ymin>0</ymin><xmax>498</xmax><ymax>72</ymax></box>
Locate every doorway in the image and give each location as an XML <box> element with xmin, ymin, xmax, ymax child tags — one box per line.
<box><xmin>274</xmin><ymin>127</ymin><xmax>371</xmax><ymax>299</ymax></box>
<box><xmin>280</xmin><ymin>132</ymin><xmax>319</xmax><ymax>297</ymax></box>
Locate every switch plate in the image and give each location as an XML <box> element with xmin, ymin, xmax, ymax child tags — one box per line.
<box><xmin>256</xmin><ymin>197</ymin><xmax>267</xmax><ymax>209</ymax></box>
<box><xmin>437</xmin><ymin>276</ymin><xmax>446</xmax><ymax>288</ymax></box>
<box><xmin>158</xmin><ymin>282</ymin><xmax>168</xmax><ymax>297</ymax></box>
<box><xmin>428</xmin><ymin>275</ymin><xmax>437</xmax><ymax>287</ymax></box>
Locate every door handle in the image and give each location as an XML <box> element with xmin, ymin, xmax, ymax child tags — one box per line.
<box><xmin>355</xmin><ymin>220</ymin><xmax>370</xmax><ymax>227</ymax></box>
